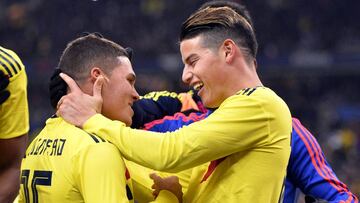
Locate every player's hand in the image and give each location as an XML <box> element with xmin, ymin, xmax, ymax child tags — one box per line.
<box><xmin>0</xmin><ymin>70</ymin><xmax>10</xmax><ymax>105</ymax></box>
<box><xmin>49</xmin><ymin>68</ymin><xmax>67</xmax><ymax>109</ymax></box>
<box><xmin>150</xmin><ymin>173</ymin><xmax>183</xmax><ymax>203</ymax></box>
<box><xmin>56</xmin><ymin>73</ymin><xmax>104</xmax><ymax>128</ymax></box>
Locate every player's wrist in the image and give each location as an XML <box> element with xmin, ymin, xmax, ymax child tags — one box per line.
<box><xmin>82</xmin><ymin>113</ymin><xmax>103</xmax><ymax>129</ymax></box>
<box><xmin>156</xmin><ymin>190</ymin><xmax>182</xmax><ymax>203</ymax></box>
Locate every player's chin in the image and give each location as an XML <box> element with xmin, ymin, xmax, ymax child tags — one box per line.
<box><xmin>202</xmin><ymin>97</ymin><xmax>219</xmax><ymax>109</ymax></box>
<box><xmin>124</xmin><ymin>109</ymin><xmax>134</xmax><ymax>126</ymax></box>
<box><xmin>125</xmin><ymin>119</ymin><xmax>132</xmax><ymax>127</ymax></box>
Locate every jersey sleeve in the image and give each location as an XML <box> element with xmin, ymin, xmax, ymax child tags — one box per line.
<box><xmin>143</xmin><ymin>111</ymin><xmax>209</xmax><ymax>132</ymax></box>
<box><xmin>131</xmin><ymin>91</ymin><xmax>183</xmax><ymax>129</ymax></box>
<box><xmin>0</xmin><ymin>46</ymin><xmax>29</xmax><ymax>139</ymax></box>
<box><xmin>83</xmin><ymin>92</ymin><xmax>291</xmax><ymax>173</ymax></box>
<box><xmin>286</xmin><ymin>118</ymin><xmax>358</xmax><ymax>203</ymax></box>
<box><xmin>131</xmin><ymin>90</ymin><xmax>203</xmax><ymax>129</ymax></box>
<box><xmin>129</xmin><ymin>112</ymin><xmax>205</xmax><ymax>202</ymax></box>
<box><xmin>73</xmin><ymin>142</ymin><xmax>132</xmax><ymax>203</ymax></box>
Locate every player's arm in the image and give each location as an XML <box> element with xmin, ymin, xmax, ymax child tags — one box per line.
<box><xmin>0</xmin><ymin>135</ymin><xmax>27</xmax><ymax>203</ymax></box>
<box><xmin>0</xmin><ymin>47</ymin><xmax>29</xmax><ymax>203</ymax></box>
<box><xmin>143</xmin><ymin>111</ymin><xmax>209</xmax><ymax>132</ymax></box>
<box><xmin>287</xmin><ymin>118</ymin><xmax>358</xmax><ymax>202</ymax></box>
<box><xmin>83</xmin><ymin>93</ymin><xmax>291</xmax><ymax>173</ymax></box>
<box><xmin>131</xmin><ymin>90</ymin><xmax>203</xmax><ymax>129</ymax></box>
<box><xmin>74</xmin><ymin>142</ymin><xmax>132</xmax><ymax>203</ymax></box>
<box><xmin>129</xmin><ymin>112</ymin><xmax>206</xmax><ymax>202</ymax></box>
<box><xmin>151</xmin><ymin>190</ymin><xmax>180</xmax><ymax>203</ymax></box>
<box><xmin>76</xmin><ymin>139</ymin><xmax>181</xmax><ymax>203</ymax></box>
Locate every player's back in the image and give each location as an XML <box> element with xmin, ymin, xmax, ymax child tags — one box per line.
<box><xmin>19</xmin><ymin>116</ymin><xmax>132</xmax><ymax>203</ymax></box>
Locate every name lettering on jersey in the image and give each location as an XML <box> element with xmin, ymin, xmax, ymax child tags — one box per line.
<box><xmin>141</xmin><ymin>91</ymin><xmax>179</xmax><ymax>101</ymax></box>
<box><xmin>27</xmin><ymin>138</ymin><xmax>66</xmax><ymax>156</ymax></box>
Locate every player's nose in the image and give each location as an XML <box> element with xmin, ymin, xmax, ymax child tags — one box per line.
<box><xmin>182</xmin><ymin>66</ymin><xmax>192</xmax><ymax>84</ymax></box>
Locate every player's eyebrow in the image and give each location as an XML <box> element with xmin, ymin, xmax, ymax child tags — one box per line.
<box><xmin>184</xmin><ymin>53</ymin><xmax>197</xmax><ymax>65</ymax></box>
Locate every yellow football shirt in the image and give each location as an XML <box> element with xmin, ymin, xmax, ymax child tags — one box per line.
<box><xmin>83</xmin><ymin>87</ymin><xmax>292</xmax><ymax>202</ymax></box>
<box><xmin>0</xmin><ymin>46</ymin><xmax>29</xmax><ymax>139</ymax></box>
<box><xmin>19</xmin><ymin>117</ymin><xmax>133</xmax><ymax>203</ymax></box>
<box><xmin>125</xmin><ymin>160</ymin><xmax>193</xmax><ymax>203</ymax></box>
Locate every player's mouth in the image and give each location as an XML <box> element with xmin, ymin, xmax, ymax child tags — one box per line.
<box><xmin>128</xmin><ymin>105</ymin><xmax>134</xmax><ymax>116</ymax></box>
<box><xmin>193</xmin><ymin>82</ymin><xmax>204</xmax><ymax>91</ymax></box>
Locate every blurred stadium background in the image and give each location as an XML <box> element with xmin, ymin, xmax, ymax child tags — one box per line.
<box><xmin>1</xmin><ymin>0</ymin><xmax>359</xmax><ymax>196</ymax></box>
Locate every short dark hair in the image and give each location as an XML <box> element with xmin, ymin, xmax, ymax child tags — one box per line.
<box><xmin>199</xmin><ymin>0</ymin><xmax>254</xmax><ymax>27</ymax></box>
<box><xmin>58</xmin><ymin>33</ymin><xmax>129</xmax><ymax>82</ymax></box>
<box><xmin>180</xmin><ymin>3</ymin><xmax>258</xmax><ymax>60</ymax></box>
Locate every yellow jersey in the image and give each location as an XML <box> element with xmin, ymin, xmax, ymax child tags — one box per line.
<box><xmin>0</xmin><ymin>46</ymin><xmax>29</xmax><ymax>139</ymax></box>
<box><xmin>19</xmin><ymin>117</ymin><xmax>133</xmax><ymax>203</ymax></box>
<box><xmin>83</xmin><ymin>87</ymin><xmax>292</xmax><ymax>202</ymax></box>
<box><xmin>125</xmin><ymin>160</ymin><xmax>193</xmax><ymax>203</ymax></box>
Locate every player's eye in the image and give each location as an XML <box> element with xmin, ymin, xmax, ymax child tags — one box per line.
<box><xmin>128</xmin><ymin>78</ymin><xmax>135</xmax><ymax>85</ymax></box>
<box><xmin>189</xmin><ymin>58</ymin><xmax>198</xmax><ymax>66</ymax></box>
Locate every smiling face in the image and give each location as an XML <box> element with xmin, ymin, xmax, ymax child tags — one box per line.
<box><xmin>180</xmin><ymin>35</ymin><xmax>229</xmax><ymax>108</ymax></box>
<box><xmin>101</xmin><ymin>56</ymin><xmax>139</xmax><ymax>126</ymax></box>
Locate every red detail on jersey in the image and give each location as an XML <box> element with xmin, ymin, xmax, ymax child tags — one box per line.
<box><xmin>200</xmin><ymin>157</ymin><xmax>226</xmax><ymax>183</ymax></box>
<box><xmin>143</xmin><ymin>112</ymin><xmax>208</xmax><ymax>130</ymax></box>
<box><xmin>196</xmin><ymin>101</ymin><xmax>207</xmax><ymax>113</ymax></box>
<box><xmin>292</xmin><ymin>118</ymin><xmax>358</xmax><ymax>203</ymax></box>
<box><xmin>125</xmin><ymin>167</ymin><xmax>130</xmax><ymax>180</ymax></box>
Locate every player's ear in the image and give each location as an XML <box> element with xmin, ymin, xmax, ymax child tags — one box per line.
<box><xmin>222</xmin><ymin>39</ymin><xmax>236</xmax><ymax>63</ymax></box>
<box><xmin>90</xmin><ymin>67</ymin><xmax>103</xmax><ymax>83</ymax></box>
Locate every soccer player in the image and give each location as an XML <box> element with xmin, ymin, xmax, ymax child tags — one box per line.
<box><xmin>57</xmin><ymin>4</ymin><xmax>292</xmax><ymax>203</ymax></box>
<box><xmin>0</xmin><ymin>46</ymin><xmax>29</xmax><ymax>203</ymax></box>
<box><xmin>19</xmin><ymin>34</ymin><xmax>179</xmax><ymax>203</ymax></box>
<box><xmin>132</xmin><ymin>90</ymin><xmax>358</xmax><ymax>203</ymax></box>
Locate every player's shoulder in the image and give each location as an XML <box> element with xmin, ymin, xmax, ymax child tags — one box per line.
<box><xmin>65</xmin><ymin>126</ymin><xmax>110</xmax><ymax>148</ymax></box>
<box><xmin>0</xmin><ymin>46</ymin><xmax>25</xmax><ymax>78</ymax></box>
<box><xmin>235</xmin><ymin>86</ymin><xmax>279</xmax><ymax>98</ymax></box>
<box><xmin>224</xmin><ymin>86</ymin><xmax>290</xmax><ymax>116</ymax></box>
<box><xmin>44</xmin><ymin>117</ymin><xmax>111</xmax><ymax>148</ymax></box>
<box><xmin>226</xmin><ymin>86</ymin><xmax>277</xmax><ymax>103</ymax></box>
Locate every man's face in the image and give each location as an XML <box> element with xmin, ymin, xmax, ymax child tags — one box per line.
<box><xmin>180</xmin><ymin>36</ymin><xmax>228</xmax><ymax>108</ymax></box>
<box><xmin>101</xmin><ymin>56</ymin><xmax>139</xmax><ymax>126</ymax></box>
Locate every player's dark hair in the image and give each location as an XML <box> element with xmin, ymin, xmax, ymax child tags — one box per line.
<box><xmin>199</xmin><ymin>0</ymin><xmax>254</xmax><ymax>27</ymax></box>
<box><xmin>58</xmin><ymin>33</ymin><xmax>128</xmax><ymax>82</ymax></box>
<box><xmin>180</xmin><ymin>3</ymin><xmax>258</xmax><ymax>61</ymax></box>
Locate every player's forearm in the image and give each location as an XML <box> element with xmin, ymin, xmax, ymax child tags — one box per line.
<box><xmin>150</xmin><ymin>190</ymin><xmax>180</xmax><ymax>203</ymax></box>
<box><xmin>131</xmin><ymin>91</ymin><xmax>183</xmax><ymax>128</ymax></box>
<box><xmin>0</xmin><ymin>134</ymin><xmax>27</xmax><ymax>203</ymax></box>
<box><xmin>83</xmin><ymin>113</ymin><xmax>272</xmax><ymax>173</ymax></box>
<box><xmin>0</xmin><ymin>167</ymin><xmax>21</xmax><ymax>203</ymax></box>
<box><xmin>83</xmin><ymin>114</ymin><xmax>191</xmax><ymax>172</ymax></box>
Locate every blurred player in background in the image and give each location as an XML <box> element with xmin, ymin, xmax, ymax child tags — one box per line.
<box><xmin>56</xmin><ymin>2</ymin><xmax>293</xmax><ymax>202</ymax></box>
<box><xmin>0</xmin><ymin>46</ymin><xmax>29</xmax><ymax>203</ymax></box>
